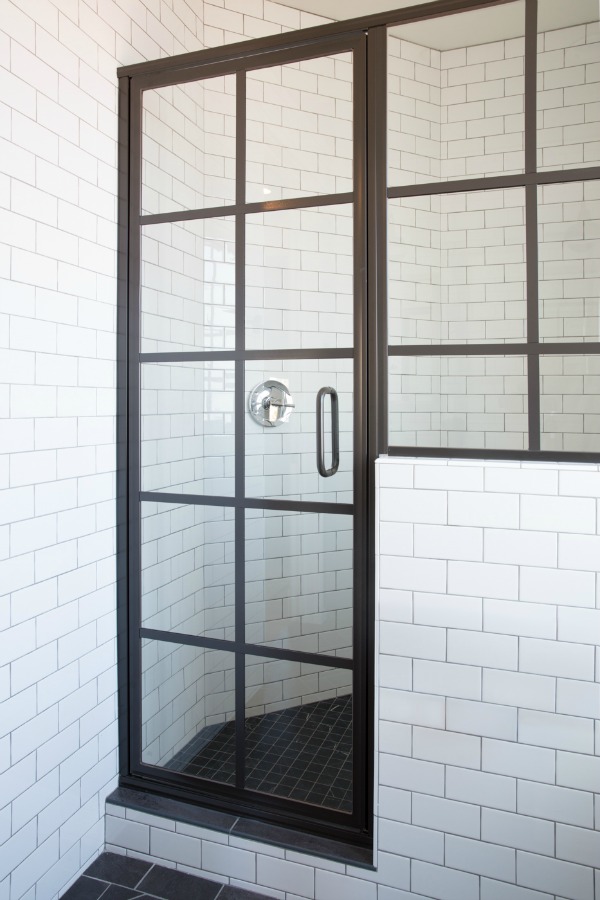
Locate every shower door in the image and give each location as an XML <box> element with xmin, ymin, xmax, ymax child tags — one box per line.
<box><xmin>125</xmin><ymin>31</ymin><xmax>370</xmax><ymax>840</ymax></box>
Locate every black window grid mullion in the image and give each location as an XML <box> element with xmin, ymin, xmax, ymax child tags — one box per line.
<box><xmin>525</xmin><ymin>0</ymin><xmax>540</xmax><ymax>451</ymax></box>
<box><xmin>139</xmin><ymin>628</ymin><xmax>354</xmax><ymax>671</ymax></box>
<box><xmin>235</xmin><ymin>68</ymin><xmax>247</xmax><ymax>792</ymax></box>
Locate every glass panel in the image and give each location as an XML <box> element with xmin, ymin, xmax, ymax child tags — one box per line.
<box><xmin>538</xmin><ymin>181</ymin><xmax>600</xmax><ymax>342</ymax></box>
<box><xmin>388</xmin><ymin>189</ymin><xmax>527</xmax><ymax>344</ymax></box>
<box><xmin>141</xmin><ymin>501</ymin><xmax>235</xmax><ymax>640</ymax></box>
<box><xmin>141</xmin><ymin>361</ymin><xmax>234</xmax><ymax>496</ymax></box>
<box><xmin>245</xmin><ymin>509</ymin><xmax>352</xmax><ymax>656</ymax></box>
<box><xmin>246</xmin><ymin>53</ymin><xmax>353</xmax><ymax>203</ymax></box>
<box><xmin>245</xmin><ymin>655</ymin><xmax>352</xmax><ymax>811</ymax></box>
<box><xmin>245</xmin><ymin>359</ymin><xmax>353</xmax><ymax>503</ymax></box>
<box><xmin>537</xmin><ymin>3</ymin><xmax>600</xmax><ymax>171</ymax></box>
<box><xmin>141</xmin><ymin>639</ymin><xmax>235</xmax><ymax>784</ymax></box>
<box><xmin>246</xmin><ymin>205</ymin><xmax>353</xmax><ymax>351</ymax></box>
<box><xmin>141</xmin><ymin>218</ymin><xmax>235</xmax><ymax>353</ymax></box>
<box><xmin>540</xmin><ymin>355</ymin><xmax>600</xmax><ymax>451</ymax></box>
<box><xmin>141</xmin><ymin>75</ymin><xmax>236</xmax><ymax>215</ymax></box>
<box><xmin>388</xmin><ymin>1</ymin><xmax>525</xmax><ymax>187</ymax></box>
<box><xmin>388</xmin><ymin>354</ymin><xmax>528</xmax><ymax>449</ymax></box>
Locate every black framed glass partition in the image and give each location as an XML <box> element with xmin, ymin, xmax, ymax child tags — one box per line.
<box><xmin>118</xmin><ymin>0</ymin><xmax>600</xmax><ymax>848</ymax></box>
<box><xmin>384</xmin><ymin>0</ymin><xmax>600</xmax><ymax>460</ymax></box>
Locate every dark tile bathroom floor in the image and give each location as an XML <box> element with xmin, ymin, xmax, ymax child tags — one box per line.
<box><xmin>62</xmin><ymin>852</ymin><xmax>274</xmax><ymax>900</ymax></box>
<box><xmin>170</xmin><ymin>695</ymin><xmax>353</xmax><ymax>812</ymax></box>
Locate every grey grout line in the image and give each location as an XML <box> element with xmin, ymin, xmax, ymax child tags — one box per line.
<box><xmin>133</xmin><ymin>863</ymin><xmax>154</xmax><ymax>890</ymax></box>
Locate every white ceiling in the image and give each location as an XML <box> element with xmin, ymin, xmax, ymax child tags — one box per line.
<box><xmin>274</xmin><ymin>0</ymin><xmax>598</xmax><ymax>50</ymax></box>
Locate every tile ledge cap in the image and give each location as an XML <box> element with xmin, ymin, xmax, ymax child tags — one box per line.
<box><xmin>106</xmin><ymin>786</ymin><xmax>374</xmax><ymax>870</ymax></box>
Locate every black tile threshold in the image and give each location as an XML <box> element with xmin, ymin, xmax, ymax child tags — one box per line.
<box><xmin>107</xmin><ymin>787</ymin><xmax>373</xmax><ymax>869</ymax></box>
<box><xmin>63</xmin><ymin>852</ymin><xmax>274</xmax><ymax>900</ymax></box>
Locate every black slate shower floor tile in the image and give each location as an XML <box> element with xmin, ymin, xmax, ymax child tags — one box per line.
<box><xmin>85</xmin><ymin>853</ymin><xmax>152</xmax><ymax>889</ymax></box>
<box><xmin>136</xmin><ymin>865</ymin><xmax>221</xmax><ymax>900</ymax></box>
<box><xmin>62</xmin><ymin>877</ymin><xmax>110</xmax><ymax>900</ymax></box>
<box><xmin>170</xmin><ymin>695</ymin><xmax>353</xmax><ymax>812</ymax></box>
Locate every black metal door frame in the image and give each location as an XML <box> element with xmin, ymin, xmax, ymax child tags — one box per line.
<box><xmin>118</xmin><ymin>27</ymin><xmax>374</xmax><ymax>846</ymax></box>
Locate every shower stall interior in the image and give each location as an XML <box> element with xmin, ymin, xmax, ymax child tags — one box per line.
<box><xmin>118</xmin><ymin>0</ymin><xmax>600</xmax><ymax>847</ymax></box>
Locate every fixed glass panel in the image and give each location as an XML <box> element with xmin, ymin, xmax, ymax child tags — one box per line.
<box><xmin>537</xmin><ymin>3</ymin><xmax>600</xmax><ymax>171</ymax></box>
<box><xmin>245</xmin><ymin>509</ymin><xmax>353</xmax><ymax>656</ymax></box>
<box><xmin>538</xmin><ymin>181</ymin><xmax>600</xmax><ymax>342</ymax></box>
<box><xmin>388</xmin><ymin>354</ymin><xmax>528</xmax><ymax>449</ymax></box>
<box><xmin>388</xmin><ymin>189</ymin><xmax>527</xmax><ymax>344</ymax></box>
<box><xmin>246</xmin><ymin>205</ymin><xmax>353</xmax><ymax>351</ymax></box>
<box><xmin>141</xmin><ymin>361</ymin><xmax>234</xmax><ymax>496</ymax></box>
<box><xmin>141</xmin><ymin>75</ymin><xmax>236</xmax><ymax>215</ymax></box>
<box><xmin>141</xmin><ymin>501</ymin><xmax>235</xmax><ymax>640</ymax></box>
<box><xmin>140</xmin><ymin>217</ymin><xmax>235</xmax><ymax>353</ymax></box>
<box><xmin>245</xmin><ymin>359</ymin><xmax>353</xmax><ymax>503</ymax></box>
<box><xmin>141</xmin><ymin>639</ymin><xmax>235</xmax><ymax>784</ymax></box>
<box><xmin>387</xmin><ymin>1</ymin><xmax>525</xmax><ymax>187</ymax></box>
<box><xmin>246</xmin><ymin>53</ymin><xmax>353</xmax><ymax>203</ymax></box>
<box><xmin>540</xmin><ymin>355</ymin><xmax>600</xmax><ymax>451</ymax></box>
<box><xmin>245</xmin><ymin>655</ymin><xmax>352</xmax><ymax>810</ymax></box>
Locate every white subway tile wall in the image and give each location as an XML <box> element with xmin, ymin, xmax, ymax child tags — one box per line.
<box><xmin>140</xmin><ymin>502</ymin><xmax>235</xmax><ymax>641</ymax></box>
<box><xmin>538</xmin><ymin>181</ymin><xmax>600</xmax><ymax>344</ymax></box>
<box><xmin>540</xmin><ymin>354</ymin><xmax>600</xmax><ymax>452</ymax></box>
<box><xmin>245</xmin><ymin>509</ymin><xmax>353</xmax><ymax>660</ymax></box>
<box><xmin>141</xmin><ymin>75</ymin><xmax>237</xmax><ymax>215</ymax></box>
<box><xmin>246</xmin><ymin>205</ymin><xmax>353</xmax><ymax>351</ymax></box>
<box><xmin>537</xmin><ymin>18</ymin><xmax>600</xmax><ymax>172</ymax></box>
<box><xmin>389</xmin><ymin>354</ymin><xmax>529</xmax><ymax>450</ymax></box>
<box><xmin>388</xmin><ymin>189</ymin><xmax>527</xmax><ymax>345</ymax></box>
<box><xmin>246</xmin><ymin>54</ymin><xmax>353</xmax><ymax>203</ymax></box>
<box><xmin>140</xmin><ymin>360</ymin><xmax>235</xmax><ymax>496</ymax></box>
<box><xmin>140</xmin><ymin>217</ymin><xmax>236</xmax><ymax>353</ymax></box>
<box><xmin>388</xmin><ymin>3</ymin><xmax>526</xmax><ymax>188</ymax></box>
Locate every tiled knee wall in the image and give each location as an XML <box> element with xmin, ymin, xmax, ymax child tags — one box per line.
<box><xmin>109</xmin><ymin>456</ymin><xmax>600</xmax><ymax>900</ymax></box>
<box><xmin>375</xmin><ymin>457</ymin><xmax>600</xmax><ymax>900</ymax></box>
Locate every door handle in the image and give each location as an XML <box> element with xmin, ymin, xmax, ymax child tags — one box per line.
<box><xmin>316</xmin><ymin>386</ymin><xmax>339</xmax><ymax>478</ymax></box>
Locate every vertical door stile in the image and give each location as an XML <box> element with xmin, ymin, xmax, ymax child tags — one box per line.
<box><xmin>129</xmin><ymin>78</ymin><xmax>143</xmax><ymax>769</ymax></box>
<box><xmin>235</xmin><ymin>68</ymin><xmax>247</xmax><ymax>791</ymax></box>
